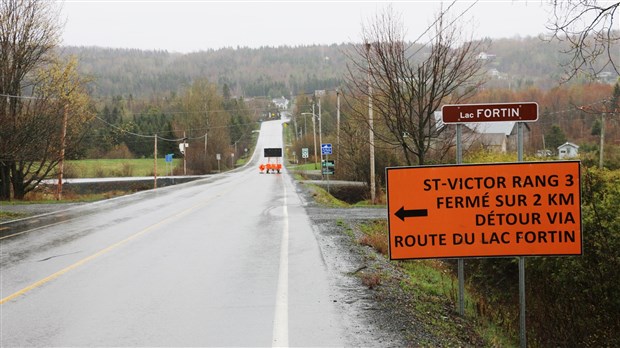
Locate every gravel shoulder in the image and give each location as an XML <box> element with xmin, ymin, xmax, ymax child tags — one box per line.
<box><xmin>294</xmin><ymin>180</ymin><xmax>487</xmax><ymax>347</ymax></box>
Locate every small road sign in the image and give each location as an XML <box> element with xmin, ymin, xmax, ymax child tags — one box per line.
<box><xmin>301</xmin><ymin>148</ymin><xmax>309</xmax><ymax>159</ymax></box>
<box><xmin>321</xmin><ymin>143</ymin><xmax>332</xmax><ymax>155</ymax></box>
<box><xmin>386</xmin><ymin>161</ymin><xmax>581</xmax><ymax>260</ymax></box>
<box><xmin>441</xmin><ymin>102</ymin><xmax>538</xmax><ymax>124</ymax></box>
<box><xmin>322</xmin><ymin>160</ymin><xmax>335</xmax><ymax>175</ymax></box>
<box><xmin>165</xmin><ymin>154</ymin><xmax>173</xmax><ymax>163</ymax></box>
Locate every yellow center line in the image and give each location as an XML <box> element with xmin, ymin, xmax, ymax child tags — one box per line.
<box><xmin>0</xmin><ymin>196</ymin><xmax>217</xmax><ymax>305</ymax></box>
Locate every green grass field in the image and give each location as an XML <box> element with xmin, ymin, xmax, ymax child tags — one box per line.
<box><xmin>65</xmin><ymin>158</ymin><xmax>182</xmax><ymax>178</ymax></box>
<box><xmin>287</xmin><ymin>162</ymin><xmax>320</xmax><ymax>171</ymax></box>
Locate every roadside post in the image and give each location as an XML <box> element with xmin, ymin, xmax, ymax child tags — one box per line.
<box><xmin>154</xmin><ymin>134</ymin><xmax>158</xmax><ymax>189</ymax></box>
<box><xmin>179</xmin><ymin>136</ymin><xmax>188</xmax><ymax>176</ymax></box>
<box><xmin>165</xmin><ymin>153</ymin><xmax>173</xmax><ymax>179</ymax></box>
<box><xmin>322</xmin><ymin>143</ymin><xmax>333</xmax><ymax>192</ymax></box>
<box><xmin>302</xmin><ymin>147</ymin><xmax>309</xmax><ymax>165</ymax></box>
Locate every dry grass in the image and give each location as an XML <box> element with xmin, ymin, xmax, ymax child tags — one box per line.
<box><xmin>358</xmin><ymin>220</ymin><xmax>389</xmax><ymax>256</ymax></box>
<box><xmin>359</xmin><ymin>271</ymin><xmax>382</xmax><ymax>289</ymax></box>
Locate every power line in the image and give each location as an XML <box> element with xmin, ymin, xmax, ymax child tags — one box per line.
<box><xmin>94</xmin><ymin>115</ymin><xmax>261</xmax><ymax>142</ymax></box>
<box><xmin>0</xmin><ymin>93</ymin><xmax>42</xmax><ymax>100</ymax></box>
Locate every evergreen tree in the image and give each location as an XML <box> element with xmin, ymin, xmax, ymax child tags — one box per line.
<box><xmin>546</xmin><ymin>125</ymin><xmax>568</xmax><ymax>153</ymax></box>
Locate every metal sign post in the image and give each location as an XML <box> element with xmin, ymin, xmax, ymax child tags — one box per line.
<box><xmin>441</xmin><ymin>103</ymin><xmax>541</xmax><ymax>346</ymax></box>
<box><xmin>517</xmin><ymin>122</ymin><xmax>527</xmax><ymax>348</ymax></box>
<box><xmin>165</xmin><ymin>154</ymin><xmax>173</xmax><ymax>177</ymax></box>
<box><xmin>321</xmin><ymin>143</ymin><xmax>332</xmax><ymax>181</ymax></box>
<box><xmin>456</xmin><ymin>124</ymin><xmax>465</xmax><ymax>316</ymax></box>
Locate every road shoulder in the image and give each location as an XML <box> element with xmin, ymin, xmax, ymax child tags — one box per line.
<box><xmin>296</xmin><ymin>180</ymin><xmax>485</xmax><ymax>347</ymax></box>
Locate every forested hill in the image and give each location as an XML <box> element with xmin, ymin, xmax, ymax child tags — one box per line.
<box><xmin>61</xmin><ymin>44</ymin><xmax>347</xmax><ymax>99</ymax></box>
<box><xmin>61</xmin><ymin>37</ymin><xmax>618</xmax><ymax>99</ymax></box>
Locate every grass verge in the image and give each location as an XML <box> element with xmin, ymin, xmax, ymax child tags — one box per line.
<box><xmin>64</xmin><ymin>158</ymin><xmax>182</xmax><ymax>178</ymax></box>
<box><xmin>305</xmin><ymin>183</ymin><xmax>349</xmax><ymax>207</ymax></box>
<box><xmin>0</xmin><ymin>211</ymin><xmax>30</xmax><ymax>221</ymax></box>
<box><xmin>355</xmin><ymin>218</ymin><xmax>516</xmax><ymax>347</ymax></box>
<box><xmin>11</xmin><ymin>190</ymin><xmax>133</xmax><ymax>204</ymax></box>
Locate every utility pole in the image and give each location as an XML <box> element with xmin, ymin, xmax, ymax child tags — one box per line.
<box><xmin>293</xmin><ymin>110</ymin><xmax>298</xmax><ymax>141</ymax></box>
<box><xmin>600</xmin><ymin>109</ymin><xmax>606</xmax><ymax>169</ymax></box>
<box><xmin>204</xmin><ymin>132</ymin><xmax>208</xmax><ymax>167</ymax></box>
<box><xmin>366</xmin><ymin>43</ymin><xmax>376</xmax><ymax>204</ymax></box>
<box><xmin>154</xmin><ymin>134</ymin><xmax>158</xmax><ymax>189</ymax></box>
<box><xmin>337</xmin><ymin>89</ymin><xmax>341</xmax><ymax>165</ymax></box>
<box><xmin>205</xmin><ymin>101</ymin><xmax>209</xmax><ymax>171</ymax></box>
<box><xmin>318</xmin><ymin>96</ymin><xmax>323</xmax><ymax>178</ymax></box>
<box><xmin>56</xmin><ymin>104</ymin><xmax>68</xmax><ymax>201</ymax></box>
<box><xmin>183</xmin><ymin>131</ymin><xmax>187</xmax><ymax>175</ymax></box>
<box><xmin>312</xmin><ymin>103</ymin><xmax>317</xmax><ymax>169</ymax></box>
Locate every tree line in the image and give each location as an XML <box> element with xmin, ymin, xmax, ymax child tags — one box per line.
<box><xmin>61</xmin><ymin>36</ymin><xmax>618</xmax><ymax>100</ymax></box>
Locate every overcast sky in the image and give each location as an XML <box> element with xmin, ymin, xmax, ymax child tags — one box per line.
<box><xmin>60</xmin><ymin>1</ymin><xmax>553</xmax><ymax>53</ymax></box>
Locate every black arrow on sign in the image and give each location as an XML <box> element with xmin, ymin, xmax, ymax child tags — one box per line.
<box><xmin>395</xmin><ymin>206</ymin><xmax>428</xmax><ymax>222</ymax></box>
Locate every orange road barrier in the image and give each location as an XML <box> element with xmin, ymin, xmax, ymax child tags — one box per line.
<box><xmin>259</xmin><ymin>159</ymin><xmax>282</xmax><ymax>174</ymax></box>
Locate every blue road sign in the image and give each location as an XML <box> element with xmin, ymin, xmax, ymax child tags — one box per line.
<box><xmin>165</xmin><ymin>154</ymin><xmax>173</xmax><ymax>163</ymax></box>
<box><xmin>321</xmin><ymin>143</ymin><xmax>332</xmax><ymax>155</ymax></box>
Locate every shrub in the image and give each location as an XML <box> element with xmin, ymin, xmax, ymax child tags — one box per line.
<box><xmin>467</xmin><ymin>167</ymin><xmax>620</xmax><ymax>347</ymax></box>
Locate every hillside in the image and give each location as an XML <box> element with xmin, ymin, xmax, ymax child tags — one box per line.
<box><xmin>61</xmin><ymin>44</ymin><xmax>347</xmax><ymax>99</ymax></box>
<box><xmin>61</xmin><ymin>37</ymin><xmax>619</xmax><ymax>99</ymax></box>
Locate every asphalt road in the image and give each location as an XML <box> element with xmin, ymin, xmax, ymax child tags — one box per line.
<box><xmin>0</xmin><ymin>118</ymin><xmax>356</xmax><ymax>347</ymax></box>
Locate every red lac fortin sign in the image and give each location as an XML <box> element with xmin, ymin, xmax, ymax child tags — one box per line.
<box><xmin>441</xmin><ymin>102</ymin><xmax>538</xmax><ymax>124</ymax></box>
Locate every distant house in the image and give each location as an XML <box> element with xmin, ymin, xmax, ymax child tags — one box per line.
<box><xmin>467</xmin><ymin>122</ymin><xmax>529</xmax><ymax>153</ymax></box>
<box><xmin>432</xmin><ymin>112</ymin><xmax>529</xmax><ymax>153</ymax></box>
<box><xmin>488</xmin><ymin>68</ymin><xmax>502</xmax><ymax>78</ymax></box>
<box><xmin>477</xmin><ymin>52</ymin><xmax>497</xmax><ymax>61</ymax></box>
<box><xmin>558</xmin><ymin>142</ymin><xmax>579</xmax><ymax>159</ymax></box>
<box><xmin>272</xmin><ymin>97</ymin><xmax>289</xmax><ymax>110</ymax></box>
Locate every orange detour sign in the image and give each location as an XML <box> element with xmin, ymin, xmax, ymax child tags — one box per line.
<box><xmin>386</xmin><ymin>161</ymin><xmax>582</xmax><ymax>260</ymax></box>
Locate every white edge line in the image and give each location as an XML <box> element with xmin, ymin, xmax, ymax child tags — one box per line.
<box><xmin>272</xmin><ymin>179</ymin><xmax>289</xmax><ymax>347</ymax></box>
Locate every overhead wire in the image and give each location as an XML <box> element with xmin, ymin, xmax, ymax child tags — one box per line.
<box><xmin>0</xmin><ymin>93</ymin><xmax>40</xmax><ymax>100</ymax></box>
<box><xmin>93</xmin><ymin>115</ymin><xmax>262</xmax><ymax>143</ymax></box>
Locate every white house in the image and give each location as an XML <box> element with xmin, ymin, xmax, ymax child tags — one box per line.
<box><xmin>272</xmin><ymin>97</ymin><xmax>289</xmax><ymax>110</ymax></box>
<box><xmin>433</xmin><ymin>112</ymin><xmax>529</xmax><ymax>153</ymax></box>
<box><xmin>558</xmin><ymin>142</ymin><xmax>579</xmax><ymax>159</ymax></box>
<box><xmin>477</xmin><ymin>52</ymin><xmax>497</xmax><ymax>60</ymax></box>
<box><xmin>466</xmin><ymin>122</ymin><xmax>529</xmax><ymax>153</ymax></box>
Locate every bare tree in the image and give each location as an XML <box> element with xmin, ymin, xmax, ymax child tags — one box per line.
<box><xmin>547</xmin><ymin>0</ymin><xmax>620</xmax><ymax>81</ymax></box>
<box><xmin>0</xmin><ymin>0</ymin><xmax>66</xmax><ymax>200</ymax></box>
<box><xmin>5</xmin><ymin>56</ymin><xmax>93</xmax><ymax>200</ymax></box>
<box><xmin>344</xmin><ymin>5</ymin><xmax>487</xmax><ymax>166</ymax></box>
<box><xmin>173</xmin><ymin>79</ymin><xmax>231</xmax><ymax>174</ymax></box>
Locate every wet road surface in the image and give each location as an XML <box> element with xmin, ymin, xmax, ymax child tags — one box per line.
<box><xmin>0</xmin><ymin>119</ymin><xmax>356</xmax><ymax>347</ymax></box>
